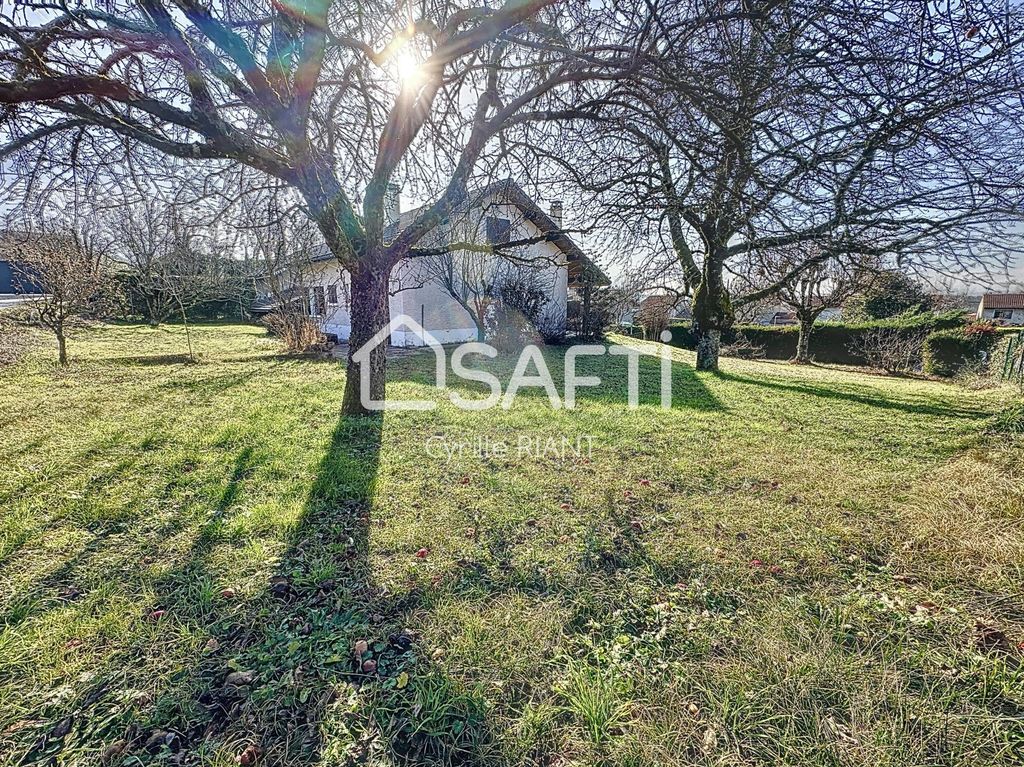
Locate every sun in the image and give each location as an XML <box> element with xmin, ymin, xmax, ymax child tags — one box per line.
<box><xmin>394</xmin><ymin>50</ymin><xmax>424</xmax><ymax>87</ymax></box>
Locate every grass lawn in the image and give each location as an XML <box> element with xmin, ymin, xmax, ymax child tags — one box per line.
<box><xmin>1</xmin><ymin>322</ymin><xmax>1022</xmax><ymax>766</ymax></box>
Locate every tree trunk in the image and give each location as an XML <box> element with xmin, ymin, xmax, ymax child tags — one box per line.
<box><xmin>695</xmin><ymin>328</ymin><xmax>720</xmax><ymax>370</ymax></box>
<box><xmin>795</xmin><ymin>314</ymin><xmax>813</xmax><ymax>363</ymax></box>
<box><xmin>341</xmin><ymin>262</ymin><xmax>391</xmax><ymax>416</ymax></box>
<box><xmin>691</xmin><ymin>257</ymin><xmax>732</xmax><ymax>372</ymax></box>
<box><xmin>56</xmin><ymin>327</ymin><xmax>67</xmax><ymax>366</ymax></box>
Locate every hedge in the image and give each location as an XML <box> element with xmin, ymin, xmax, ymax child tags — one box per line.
<box><xmin>922</xmin><ymin>324</ymin><xmax>1001</xmax><ymax>377</ymax></box>
<box><xmin>662</xmin><ymin>311</ymin><xmax>967</xmax><ymax>366</ymax></box>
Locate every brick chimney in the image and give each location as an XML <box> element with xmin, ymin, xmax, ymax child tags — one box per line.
<box><xmin>384</xmin><ymin>183</ymin><xmax>401</xmax><ymax>227</ymax></box>
<box><xmin>549</xmin><ymin>200</ymin><xmax>564</xmax><ymax>230</ymax></box>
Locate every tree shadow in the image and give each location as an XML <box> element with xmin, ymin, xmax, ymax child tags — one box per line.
<box><xmin>714</xmin><ymin>369</ymin><xmax>989</xmax><ymax>420</ymax></box>
<box><xmin>11</xmin><ymin>408</ymin><xmax>510</xmax><ymax>766</ymax></box>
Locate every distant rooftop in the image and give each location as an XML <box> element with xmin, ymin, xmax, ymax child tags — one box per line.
<box><xmin>980</xmin><ymin>293</ymin><xmax>1024</xmax><ymax>310</ymax></box>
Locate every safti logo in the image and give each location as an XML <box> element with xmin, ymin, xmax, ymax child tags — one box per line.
<box><xmin>353</xmin><ymin>315</ymin><xmax>674</xmax><ymax>412</ymax></box>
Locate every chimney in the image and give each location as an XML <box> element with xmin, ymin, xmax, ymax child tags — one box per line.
<box><xmin>384</xmin><ymin>183</ymin><xmax>401</xmax><ymax>227</ymax></box>
<box><xmin>549</xmin><ymin>200</ymin><xmax>564</xmax><ymax>230</ymax></box>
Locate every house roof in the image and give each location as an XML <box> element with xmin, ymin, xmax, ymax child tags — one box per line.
<box><xmin>980</xmin><ymin>293</ymin><xmax>1024</xmax><ymax>310</ymax></box>
<box><xmin>311</xmin><ymin>180</ymin><xmax>610</xmax><ymax>287</ymax></box>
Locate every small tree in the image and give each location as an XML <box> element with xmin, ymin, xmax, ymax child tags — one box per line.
<box><xmin>745</xmin><ymin>250</ymin><xmax>872</xmax><ymax>363</ymax></box>
<box><xmin>245</xmin><ymin>199</ymin><xmax>332</xmax><ymax>353</ymax></box>
<box><xmin>848</xmin><ymin>328</ymin><xmax>929</xmax><ymax>374</ymax></box>
<box><xmin>14</xmin><ymin>231</ymin><xmax>106</xmax><ymax>365</ymax></box>
<box><xmin>420</xmin><ymin>249</ymin><xmax>496</xmax><ymax>342</ymax></box>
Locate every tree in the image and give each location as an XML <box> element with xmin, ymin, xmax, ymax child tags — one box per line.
<box><xmin>845</xmin><ymin>271</ymin><xmax>933</xmax><ymax>321</ymax></box>
<box><xmin>742</xmin><ymin>249</ymin><xmax>872</xmax><ymax>362</ymax></box>
<box><xmin>549</xmin><ymin>0</ymin><xmax>1024</xmax><ymax>370</ymax></box>
<box><xmin>419</xmin><ymin>248</ymin><xmax>496</xmax><ymax>342</ymax></box>
<box><xmin>11</xmin><ymin>229</ymin><xmax>107</xmax><ymax>365</ymax></box>
<box><xmin>0</xmin><ymin>0</ymin><xmax>622</xmax><ymax>414</ymax></box>
<box><xmin>243</xmin><ymin>195</ymin><xmax>334</xmax><ymax>352</ymax></box>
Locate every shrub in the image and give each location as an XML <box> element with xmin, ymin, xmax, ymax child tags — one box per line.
<box><xmin>849</xmin><ymin>328</ymin><xmax>930</xmax><ymax>374</ymax></box>
<box><xmin>262</xmin><ymin>311</ymin><xmax>327</xmax><ymax>353</ymax></box>
<box><xmin>922</xmin><ymin>323</ymin><xmax>1000</xmax><ymax>377</ymax></box>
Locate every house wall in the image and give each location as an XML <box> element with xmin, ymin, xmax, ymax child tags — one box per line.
<box><xmin>301</xmin><ymin>191</ymin><xmax>570</xmax><ymax>348</ymax></box>
<box><xmin>980</xmin><ymin>307</ymin><xmax>1024</xmax><ymax>325</ymax></box>
<box><xmin>307</xmin><ymin>260</ymin><xmax>351</xmax><ymax>340</ymax></box>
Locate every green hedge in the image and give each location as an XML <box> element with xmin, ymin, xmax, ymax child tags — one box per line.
<box><xmin>922</xmin><ymin>324</ymin><xmax>1001</xmax><ymax>377</ymax></box>
<box><xmin>663</xmin><ymin>311</ymin><xmax>967</xmax><ymax>366</ymax></box>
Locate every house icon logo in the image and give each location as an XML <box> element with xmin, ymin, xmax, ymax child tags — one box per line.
<box><xmin>352</xmin><ymin>314</ymin><xmax>447</xmax><ymax>410</ymax></box>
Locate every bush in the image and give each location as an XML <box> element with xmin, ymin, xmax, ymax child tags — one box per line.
<box><xmin>849</xmin><ymin>328</ymin><xmax>930</xmax><ymax>374</ymax></box>
<box><xmin>262</xmin><ymin>311</ymin><xmax>328</xmax><ymax>353</ymax></box>
<box><xmin>922</xmin><ymin>323</ymin><xmax>1000</xmax><ymax>377</ymax></box>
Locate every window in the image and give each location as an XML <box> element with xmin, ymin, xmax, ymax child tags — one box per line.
<box><xmin>485</xmin><ymin>216</ymin><xmax>511</xmax><ymax>245</ymax></box>
<box><xmin>312</xmin><ymin>286</ymin><xmax>326</xmax><ymax>316</ymax></box>
<box><xmin>327</xmin><ymin>284</ymin><xmax>338</xmax><ymax>305</ymax></box>
<box><xmin>994</xmin><ymin>309</ymin><xmax>1013</xmax><ymax>320</ymax></box>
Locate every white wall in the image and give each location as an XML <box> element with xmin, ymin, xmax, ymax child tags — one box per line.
<box><xmin>980</xmin><ymin>307</ymin><xmax>1024</xmax><ymax>325</ymax></box>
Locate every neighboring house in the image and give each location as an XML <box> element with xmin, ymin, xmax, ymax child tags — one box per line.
<box><xmin>749</xmin><ymin>302</ymin><xmax>842</xmax><ymax>326</ymax></box>
<box><xmin>0</xmin><ymin>233</ymin><xmax>44</xmax><ymax>294</ymax></box>
<box><xmin>625</xmin><ymin>293</ymin><xmax>690</xmax><ymax>326</ymax></box>
<box><xmin>977</xmin><ymin>293</ymin><xmax>1024</xmax><ymax>326</ymax></box>
<box><xmin>255</xmin><ymin>180</ymin><xmax>608</xmax><ymax>346</ymax></box>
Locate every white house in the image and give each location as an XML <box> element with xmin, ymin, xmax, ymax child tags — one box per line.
<box><xmin>977</xmin><ymin>294</ymin><xmax>1024</xmax><ymax>326</ymax></box>
<box><xmin>259</xmin><ymin>180</ymin><xmax>607</xmax><ymax>346</ymax></box>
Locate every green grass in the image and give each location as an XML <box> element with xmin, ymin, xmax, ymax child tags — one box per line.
<box><xmin>1</xmin><ymin>321</ymin><xmax>1022</xmax><ymax>766</ymax></box>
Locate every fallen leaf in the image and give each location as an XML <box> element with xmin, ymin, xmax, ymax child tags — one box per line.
<box><xmin>396</xmin><ymin>671</ymin><xmax>409</xmax><ymax>689</ymax></box>
<box><xmin>975</xmin><ymin>621</ymin><xmax>1012</xmax><ymax>654</ymax></box>
<box><xmin>354</xmin><ymin>639</ymin><xmax>369</xmax><ymax>657</ymax></box>
<box><xmin>220</xmin><ymin>587</ymin><xmax>236</xmax><ymax>599</ymax></box>
<box><xmin>100</xmin><ymin>740</ymin><xmax>127</xmax><ymax>765</ymax></box>
<box><xmin>204</xmin><ymin>638</ymin><xmax>220</xmax><ymax>653</ymax></box>
<box><xmin>361</xmin><ymin>659</ymin><xmax>377</xmax><ymax>674</ymax></box>
<box><xmin>237</xmin><ymin>744</ymin><xmax>262</xmax><ymax>766</ymax></box>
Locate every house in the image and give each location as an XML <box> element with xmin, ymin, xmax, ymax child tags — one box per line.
<box><xmin>977</xmin><ymin>294</ymin><xmax>1024</xmax><ymax>326</ymax></box>
<box><xmin>620</xmin><ymin>293</ymin><xmax>690</xmax><ymax>325</ymax></box>
<box><xmin>749</xmin><ymin>302</ymin><xmax>843</xmax><ymax>326</ymax></box>
<box><xmin>256</xmin><ymin>180</ymin><xmax>608</xmax><ymax>346</ymax></box>
<box><xmin>0</xmin><ymin>233</ymin><xmax>44</xmax><ymax>294</ymax></box>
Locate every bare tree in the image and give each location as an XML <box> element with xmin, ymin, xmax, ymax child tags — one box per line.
<box><xmin>547</xmin><ymin>0</ymin><xmax>1024</xmax><ymax>370</ymax></box>
<box><xmin>243</xmin><ymin>195</ymin><xmax>335</xmax><ymax>352</ymax></box>
<box><xmin>420</xmin><ymin>248</ymin><xmax>494</xmax><ymax>342</ymax></box>
<box><xmin>10</xmin><ymin>229</ymin><xmax>107</xmax><ymax>365</ymax></box>
<box><xmin>0</xmin><ymin>1</ymin><xmax>625</xmax><ymax>413</ymax></box>
<box><xmin>741</xmin><ymin>249</ymin><xmax>872</xmax><ymax>363</ymax></box>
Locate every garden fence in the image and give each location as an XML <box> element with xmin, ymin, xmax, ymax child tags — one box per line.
<box><xmin>1001</xmin><ymin>331</ymin><xmax>1024</xmax><ymax>386</ymax></box>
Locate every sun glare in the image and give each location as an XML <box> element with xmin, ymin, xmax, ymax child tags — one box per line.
<box><xmin>394</xmin><ymin>50</ymin><xmax>424</xmax><ymax>87</ymax></box>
